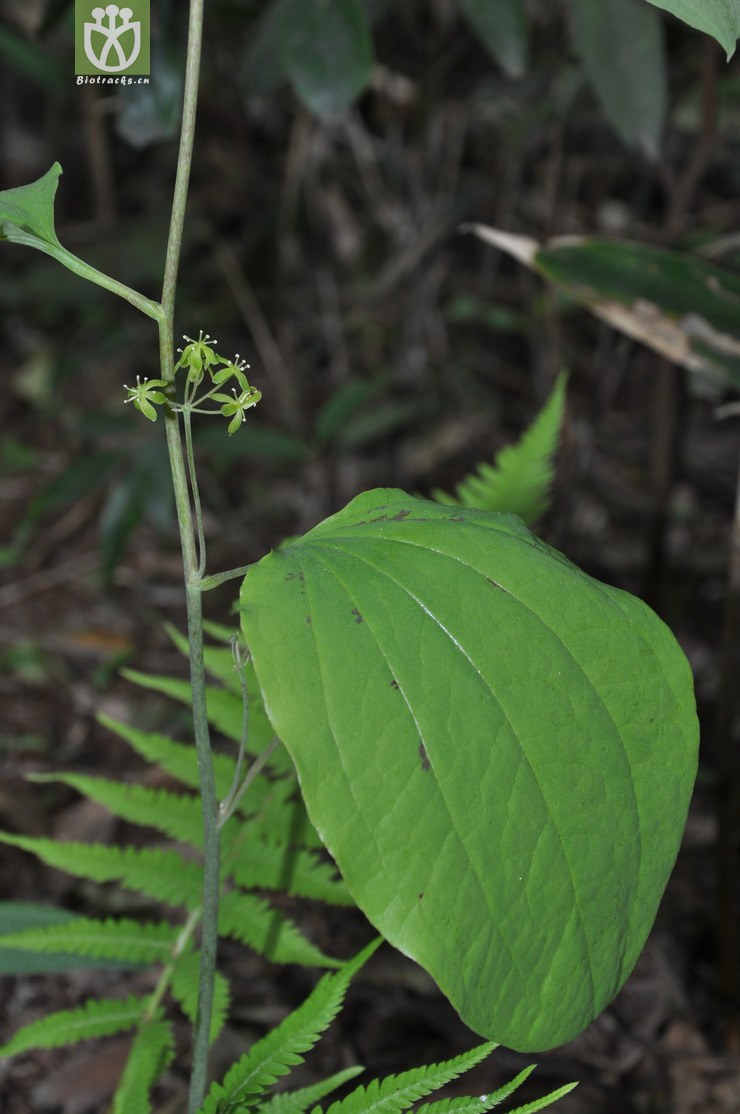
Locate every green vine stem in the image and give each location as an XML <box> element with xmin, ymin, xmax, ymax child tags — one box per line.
<box><xmin>11</xmin><ymin>234</ymin><xmax>163</xmax><ymax>321</ymax></box>
<box><xmin>156</xmin><ymin>0</ymin><xmax>218</xmax><ymax>1109</ymax></box>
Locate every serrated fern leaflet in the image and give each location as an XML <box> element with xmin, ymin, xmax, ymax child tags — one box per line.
<box><xmin>198</xmin><ymin>940</ymin><xmax>380</xmax><ymax>1113</ymax></box>
<box><xmin>320</xmin><ymin>1041</ymin><xmax>496</xmax><ymax>1114</ymax></box>
<box><xmin>432</xmin><ymin>372</ymin><xmax>566</xmax><ymax>521</ymax></box>
<box><xmin>0</xmin><ymin>995</ymin><xmax>147</xmax><ymax>1057</ymax></box>
<box><xmin>0</xmin><ymin>916</ymin><xmax>181</xmax><ymax>964</ymax></box>
<box><xmin>111</xmin><ymin>1017</ymin><xmax>175</xmax><ymax>1114</ymax></box>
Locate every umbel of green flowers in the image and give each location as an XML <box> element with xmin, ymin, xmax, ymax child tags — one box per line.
<box><xmin>124</xmin><ymin>331</ymin><xmax>262</xmax><ymax>433</ymax></box>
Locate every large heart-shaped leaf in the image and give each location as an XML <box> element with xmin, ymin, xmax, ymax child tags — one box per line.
<box><xmin>240</xmin><ymin>489</ymin><xmax>698</xmax><ymax>1050</ymax></box>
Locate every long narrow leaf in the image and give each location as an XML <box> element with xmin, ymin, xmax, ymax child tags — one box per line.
<box><xmin>259</xmin><ymin>1068</ymin><xmax>365</xmax><ymax>1114</ymax></box>
<box><xmin>0</xmin><ymin>832</ymin><xmax>203</xmax><ymax>910</ymax></box>
<box><xmin>112</xmin><ymin>1017</ymin><xmax>175</xmax><ymax>1114</ymax></box>
<box><xmin>507</xmin><ymin>1084</ymin><xmax>578</xmax><ymax>1113</ymax></box>
<box><xmin>171</xmin><ymin>951</ymin><xmax>231</xmax><ymax>1044</ymax></box>
<box><xmin>417</xmin><ymin>1066</ymin><xmax>535</xmax><ymax>1114</ymax></box>
<box><xmin>0</xmin><ymin>995</ymin><xmax>146</xmax><ymax>1056</ymax></box>
<box><xmin>320</xmin><ymin>1042</ymin><xmax>496</xmax><ymax>1114</ymax></box>
<box><xmin>226</xmin><ymin>835</ymin><xmax>352</xmax><ymax>906</ymax></box>
<box><xmin>28</xmin><ymin>772</ymin><xmax>203</xmax><ymax>846</ymax></box>
<box><xmin>219</xmin><ymin>890</ymin><xmax>341</xmax><ymax>968</ymax></box>
<box><xmin>0</xmin><ymin>916</ymin><xmax>180</xmax><ymax>965</ymax></box>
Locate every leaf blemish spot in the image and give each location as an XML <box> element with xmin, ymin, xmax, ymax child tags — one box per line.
<box><xmin>419</xmin><ymin>742</ymin><xmax>430</xmax><ymax>771</ymax></box>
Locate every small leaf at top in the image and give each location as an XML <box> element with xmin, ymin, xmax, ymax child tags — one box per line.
<box><xmin>240</xmin><ymin>489</ymin><xmax>698</xmax><ymax>1050</ymax></box>
<box><xmin>0</xmin><ymin>163</ymin><xmax>62</xmax><ymax>249</ymax></box>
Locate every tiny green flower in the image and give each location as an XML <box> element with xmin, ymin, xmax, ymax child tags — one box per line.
<box><xmin>212</xmin><ymin>353</ymin><xmax>251</xmax><ymax>386</ymax></box>
<box><xmin>214</xmin><ymin>363</ymin><xmax>262</xmax><ymax>434</ymax></box>
<box><xmin>123</xmin><ymin>375</ymin><xmax>168</xmax><ymax>422</ymax></box>
<box><xmin>175</xmin><ymin>330</ymin><xmax>220</xmax><ymax>385</ymax></box>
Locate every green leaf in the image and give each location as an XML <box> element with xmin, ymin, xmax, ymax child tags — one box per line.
<box><xmin>320</xmin><ymin>1042</ymin><xmax>495</xmax><ymax>1114</ymax></box>
<box><xmin>99</xmin><ymin>713</ymin><xmax>241</xmax><ymax>798</ymax></box>
<box><xmin>458</xmin><ymin>0</ymin><xmax>528</xmax><ymax>77</ymax></box>
<box><xmin>432</xmin><ymin>372</ymin><xmax>566</xmax><ymax>522</ymax></box>
<box><xmin>240</xmin><ymin>488</ymin><xmax>698</xmax><ymax>1051</ymax></box>
<box><xmin>259</xmin><ymin>1068</ymin><xmax>365</xmax><ymax>1114</ymax></box>
<box><xmin>0</xmin><ymin>995</ymin><xmax>146</xmax><ymax>1057</ymax></box>
<box><xmin>112</xmin><ymin>1018</ymin><xmax>175</xmax><ymax>1114</ymax></box>
<box><xmin>0</xmin><ymin>163</ymin><xmax>62</xmax><ymax>250</ymax></box>
<box><xmin>416</xmin><ymin>1066</ymin><xmax>536</xmax><ymax>1114</ymax></box>
<box><xmin>570</xmin><ymin>0</ymin><xmax>667</xmax><ymax>159</ymax></box>
<box><xmin>121</xmin><ymin>665</ymin><xmax>293</xmax><ymax>775</ymax></box>
<box><xmin>199</xmin><ymin>940</ymin><xmax>380</xmax><ymax>1114</ymax></box>
<box><xmin>0</xmin><ymin>916</ymin><xmax>181</xmax><ymax>965</ymax></box>
<box><xmin>171</xmin><ymin>952</ymin><xmax>230</xmax><ymax>1044</ymax></box>
<box><xmin>228</xmin><ymin>837</ymin><xmax>352</xmax><ymax>906</ymax></box>
<box><xmin>644</xmin><ymin>0</ymin><xmax>739</xmax><ymax>57</ymax></box>
<box><xmin>218</xmin><ymin>890</ymin><xmax>340</xmax><ymax>967</ymax></box>
<box><xmin>29</xmin><ymin>772</ymin><xmax>203</xmax><ymax>847</ymax></box>
<box><xmin>0</xmin><ymin>165</ymin><xmax>160</xmax><ymax>318</ymax></box>
<box><xmin>506</xmin><ymin>1085</ymin><xmax>579</xmax><ymax>1114</ymax></box>
<box><xmin>277</xmin><ymin>0</ymin><xmax>374</xmax><ymax>118</ymax></box>
<box><xmin>0</xmin><ymin>901</ymin><xmax>140</xmax><ymax>975</ymax></box>
<box><xmin>0</xmin><ymin>833</ymin><xmax>204</xmax><ymax>911</ymax></box>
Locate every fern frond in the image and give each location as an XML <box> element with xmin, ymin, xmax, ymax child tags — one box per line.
<box><xmin>0</xmin><ymin>916</ymin><xmax>181</xmax><ymax>965</ymax></box>
<box><xmin>230</xmin><ymin>789</ymin><xmax>322</xmax><ymax>851</ymax></box>
<box><xmin>198</xmin><ymin>939</ymin><xmax>380</xmax><ymax>1114</ymax></box>
<box><xmin>99</xmin><ymin>713</ymin><xmax>239</xmax><ymax>797</ymax></box>
<box><xmin>0</xmin><ymin>832</ymin><xmax>203</xmax><ymax>910</ymax></box>
<box><xmin>320</xmin><ymin>1042</ymin><xmax>497</xmax><ymax>1114</ymax></box>
<box><xmin>112</xmin><ymin>1016</ymin><xmax>175</xmax><ymax>1114</ymax></box>
<box><xmin>417</xmin><ymin>1066</ymin><xmax>535</xmax><ymax>1114</ymax></box>
<box><xmin>433</xmin><ymin>372</ymin><xmax>566</xmax><ymax>522</ymax></box>
<box><xmin>258</xmin><ymin>1067</ymin><xmax>365</xmax><ymax>1114</ymax></box>
<box><xmin>171</xmin><ymin>951</ymin><xmax>230</xmax><ymax>1044</ymax></box>
<box><xmin>28</xmin><ymin>772</ymin><xmax>203</xmax><ymax>846</ymax></box>
<box><xmin>0</xmin><ymin>994</ymin><xmax>147</xmax><ymax>1056</ymax></box>
<box><xmin>121</xmin><ymin>670</ymin><xmax>246</xmax><ymax>744</ymax></box>
<box><xmin>507</xmin><ymin>1083</ymin><xmax>577</xmax><ymax>1113</ymax></box>
<box><xmin>219</xmin><ymin>891</ymin><xmax>340</xmax><ymax>968</ymax></box>
<box><xmin>225</xmin><ymin>834</ymin><xmax>351</xmax><ymax>906</ymax></box>
<box><xmin>121</xmin><ymin>666</ymin><xmax>292</xmax><ymax>773</ymax></box>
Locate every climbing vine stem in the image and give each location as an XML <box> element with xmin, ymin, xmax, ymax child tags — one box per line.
<box><xmin>156</xmin><ymin>0</ymin><xmax>220</xmax><ymax>1110</ymax></box>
